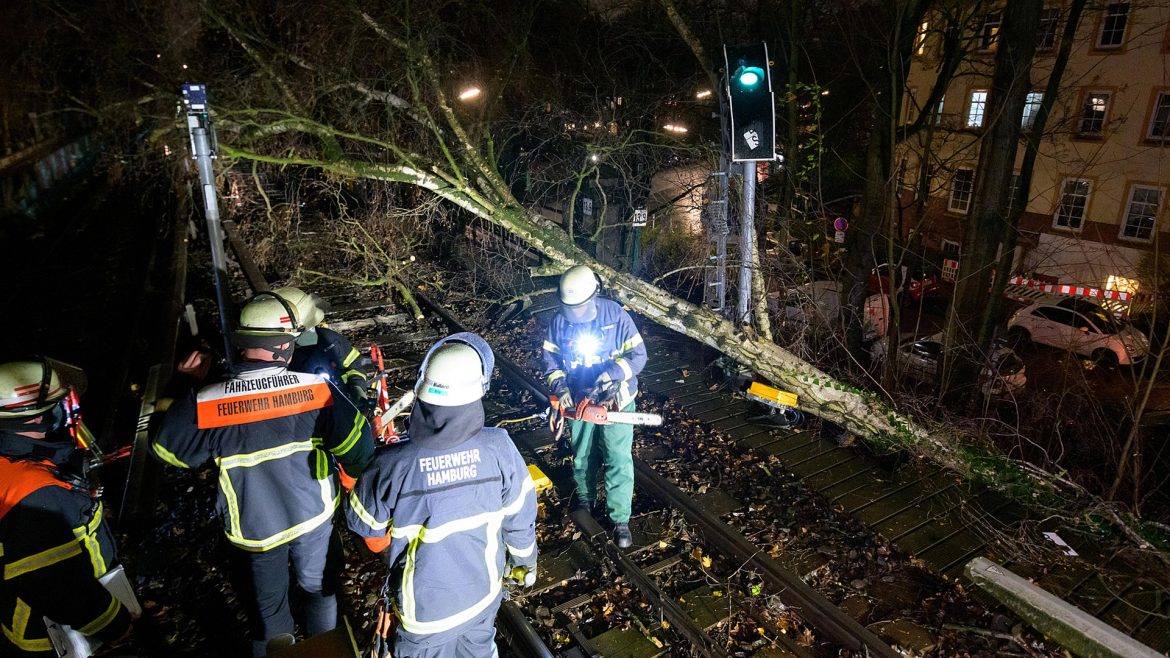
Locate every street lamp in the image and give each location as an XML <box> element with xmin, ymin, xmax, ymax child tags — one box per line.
<box><xmin>663</xmin><ymin>124</ymin><xmax>689</xmax><ymax>134</ymax></box>
<box><xmin>458</xmin><ymin>86</ymin><xmax>482</xmax><ymax>101</ymax></box>
<box><xmin>696</xmin><ymin>89</ymin><xmax>712</xmax><ymax>99</ymax></box>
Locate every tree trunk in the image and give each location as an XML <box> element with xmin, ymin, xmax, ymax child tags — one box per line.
<box><xmin>942</xmin><ymin>0</ymin><xmax>1042</xmax><ymax>400</ymax></box>
<box><xmin>981</xmin><ymin>0</ymin><xmax>1088</xmax><ymax>344</ymax></box>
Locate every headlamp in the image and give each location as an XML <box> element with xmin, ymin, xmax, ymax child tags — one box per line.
<box><xmin>572</xmin><ymin>333</ymin><xmax>603</xmax><ymax>359</ymax></box>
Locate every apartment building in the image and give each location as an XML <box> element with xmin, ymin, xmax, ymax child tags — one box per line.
<box><xmin>900</xmin><ymin>1</ymin><xmax>1170</xmax><ymax>297</ymax></box>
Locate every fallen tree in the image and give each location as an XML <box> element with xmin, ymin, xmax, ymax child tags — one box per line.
<box><xmin>197</xmin><ymin>5</ymin><xmax>1166</xmax><ymax>552</ymax></box>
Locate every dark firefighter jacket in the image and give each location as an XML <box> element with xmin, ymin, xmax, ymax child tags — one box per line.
<box><xmin>153</xmin><ymin>361</ymin><xmax>374</xmax><ymax>552</ymax></box>
<box><xmin>290</xmin><ymin>327</ymin><xmax>373</xmax><ymax>399</ymax></box>
<box><xmin>542</xmin><ymin>298</ymin><xmax>647</xmax><ymax>408</ymax></box>
<box><xmin>0</xmin><ymin>434</ymin><xmax>130</xmax><ymax>655</ymax></box>
<box><xmin>346</xmin><ymin>401</ymin><xmax>537</xmax><ymax>641</ymax></box>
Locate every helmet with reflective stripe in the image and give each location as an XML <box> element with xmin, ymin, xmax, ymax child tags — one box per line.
<box><xmin>415</xmin><ymin>333</ymin><xmax>495</xmax><ymax>406</ymax></box>
<box><xmin>0</xmin><ymin>359</ymin><xmax>83</xmax><ymax>419</ymax></box>
<box><xmin>272</xmin><ymin>287</ymin><xmax>327</xmax><ymax>333</ymax></box>
<box><xmin>230</xmin><ymin>292</ymin><xmax>302</xmax><ymax>348</ymax></box>
<box><xmin>559</xmin><ymin>265</ymin><xmax>600</xmax><ymax>323</ymax></box>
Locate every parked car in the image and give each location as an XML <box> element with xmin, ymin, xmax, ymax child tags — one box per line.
<box><xmin>1007</xmin><ymin>297</ymin><xmax>1149</xmax><ymax>366</ymax></box>
<box><xmin>868</xmin><ymin>263</ymin><xmax>949</xmax><ymax>305</ymax></box>
<box><xmin>893</xmin><ymin>332</ymin><xmax>1027</xmax><ymax>395</ymax></box>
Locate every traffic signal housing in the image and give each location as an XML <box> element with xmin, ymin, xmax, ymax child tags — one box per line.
<box><xmin>723</xmin><ymin>43</ymin><xmax>776</xmax><ymax>162</ymax></box>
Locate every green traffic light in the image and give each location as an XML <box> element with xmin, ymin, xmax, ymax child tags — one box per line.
<box><xmin>735</xmin><ymin>65</ymin><xmax>765</xmax><ymax>89</ymax></box>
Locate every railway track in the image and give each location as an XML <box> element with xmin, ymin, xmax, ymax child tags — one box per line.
<box><xmin>136</xmin><ymin>216</ymin><xmax>1150</xmax><ymax>657</ymax></box>
<box><xmin>28</xmin><ymin>163</ymin><xmax>1163</xmax><ymax>657</ymax></box>
<box><xmin>300</xmin><ymin>285</ymin><xmax>899</xmax><ymax>657</ymax></box>
<box><xmin>195</xmin><ymin>221</ymin><xmax>910</xmax><ymax>654</ymax></box>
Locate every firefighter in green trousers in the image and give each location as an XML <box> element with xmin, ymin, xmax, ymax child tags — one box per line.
<box><xmin>542</xmin><ymin>265</ymin><xmax>647</xmax><ymax>548</ymax></box>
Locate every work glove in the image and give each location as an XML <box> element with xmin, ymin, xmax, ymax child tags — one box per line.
<box><xmin>593</xmin><ymin>372</ymin><xmax>618</xmax><ymax>406</ymax></box>
<box><xmin>505</xmin><ymin>565</ymin><xmax>537</xmax><ymax>587</ymax></box>
<box><xmin>552</xmin><ymin>380</ymin><xmax>573</xmax><ymax>410</ymax></box>
<box><xmin>348</xmin><ymin>383</ymin><xmax>378</xmax><ymax>414</ymax></box>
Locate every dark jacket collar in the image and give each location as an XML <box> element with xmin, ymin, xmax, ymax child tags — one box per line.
<box><xmin>407</xmin><ymin>400</ymin><xmax>485</xmax><ymax>450</ymax></box>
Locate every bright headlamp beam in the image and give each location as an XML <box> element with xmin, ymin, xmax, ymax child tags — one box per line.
<box><xmin>574</xmin><ymin>334</ymin><xmax>602</xmax><ymax>358</ymax></box>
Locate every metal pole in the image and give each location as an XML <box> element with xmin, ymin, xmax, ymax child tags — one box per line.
<box><xmin>716</xmin><ymin>157</ymin><xmax>730</xmax><ymax>312</ymax></box>
<box><xmin>191</xmin><ymin>128</ymin><xmax>234</xmax><ymax>364</ymax></box>
<box><xmin>183</xmin><ymin>84</ymin><xmax>234</xmax><ymax>365</ymax></box>
<box><xmin>737</xmin><ymin>160</ymin><xmax>756</xmax><ymax>326</ymax></box>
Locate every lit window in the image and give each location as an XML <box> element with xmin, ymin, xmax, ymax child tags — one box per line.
<box><xmin>1097</xmin><ymin>2</ymin><xmax>1129</xmax><ymax>48</ymax></box>
<box><xmin>1106</xmin><ymin>275</ymin><xmax>1139</xmax><ymax>295</ymax></box>
<box><xmin>934</xmin><ymin>94</ymin><xmax>945</xmax><ymax>126</ymax></box>
<box><xmin>981</xmin><ymin>11</ymin><xmax>1002</xmax><ymax>50</ymax></box>
<box><xmin>1021</xmin><ymin>92</ymin><xmax>1044</xmax><ymax>130</ymax></box>
<box><xmin>967</xmin><ymin>90</ymin><xmax>988</xmax><ymax>128</ymax></box>
<box><xmin>915</xmin><ymin>20</ymin><xmax>930</xmax><ymax>55</ymax></box>
<box><xmin>1036</xmin><ymin>7</ymin><xmax>1060</xmax><ymax>50</ymax></box>
<box><xmin>1078</xmin><ymin>92</ymin><xmax>1110</xmax><ymax>136</ymax></box>
<box><xmin>1054</xmin><ymin>178</ymin><xmax>1091</xmax><ymax>230</ymax></box>
<box><xmin>949</xmin><ymin>168</ymin><xmax>975</xmax><ymax>213</ymax></box>
<box><xmin>1121</xmin><ymin>185</ymin><xmax>1163</xmax><ymax>241</ymax></box>
<box><xmin>1147</xmin><ymin>92</ymin><xmax>1170</xmax><ymax>142</ymax></box>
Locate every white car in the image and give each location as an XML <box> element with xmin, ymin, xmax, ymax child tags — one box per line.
<box><xmin>895</xmin><ymin>332</ymin><xmax>1027</xmax><ymax>395</ymax></box>
<box><xmin>1007</xmin><ymin>297</ymin><xmax>1149</xmax><ymax>366</ymax></box>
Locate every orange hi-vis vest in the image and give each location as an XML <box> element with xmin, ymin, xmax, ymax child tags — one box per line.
<box><xmin>196</xmin><ymin>369</ymin><xmax>332</xmax><ymax>428</ymax></box>
<box><xmin>0</xmin><ymin>458</ymin><xmax>70</xmax><ymax>524</ymax></box>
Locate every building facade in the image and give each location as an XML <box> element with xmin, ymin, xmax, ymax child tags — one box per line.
<box><xmin>901</xmin><ymin>0</ymin><xmax>1170</xmax><ymax>297</ymax></box>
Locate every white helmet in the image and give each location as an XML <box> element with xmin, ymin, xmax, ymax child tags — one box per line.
<box><xmin>415</xmin><ymin>333</ymin><xmax>495</xmax><ymax>406</ymax></box>
<box><xmin>273</xmin><ymin>287</ymin><xmax>327</xmax><ymax>333</ymax></box>
<box><xmin>0</xmin><ymin>358</ymin><xmax>85</xmax><ymax>419</ymax></box>
<box><xmin>559</xmin><ymin>265</ymin><xmax>599</xmax><ymax>323</ymax></box>
<box><xmin>230</xmin><ymin>293</ymin><xmax>301</xmax><ymax>348</ymax></box>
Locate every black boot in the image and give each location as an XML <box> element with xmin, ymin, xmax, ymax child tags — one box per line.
<box><xmin>571</xmin><ymin>497</ymin><xmax>595</xmax><ymax>514</ymax></box>
<box><xmin>613</xmin><ymin>523</ymin><xmax>633</xmax><ymax>548</ymax></box>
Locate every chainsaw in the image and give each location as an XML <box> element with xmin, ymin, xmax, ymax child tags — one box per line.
<box><xmin>547</xmin><ymin>383</ymin><xmax>662</xmax><ymax>442</ymax></box>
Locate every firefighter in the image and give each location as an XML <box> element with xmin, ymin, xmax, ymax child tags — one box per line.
<box><xmin>347</xmin><ymin>333</ymin><xmax>537</xmax><ymax>658</ymax></box>
<box><xmin>152</xmin><ymin>293</ymin><xmax>375</xmax><ymax>657</ymax></box>
<box><xmin>0</xmin><ymin>359</ymin><xmax>132</xmax><ymax>656</ymax></box>
<box><xmin>274</xmin><ymin>286</ymin><xmax>374</xmax><ymax>406</ymax></box>
<box><xmin>543</xmin><ymin>265</ymin><xmax>647</xmax><ymax>548</ymax></box>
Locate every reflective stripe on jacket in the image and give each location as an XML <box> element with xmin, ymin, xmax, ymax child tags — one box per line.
<box><xmin>346</xmin><ymin>426</ymin><xmax>537</xmax><ymax>638</ymax></box>
<box><xmin>154</xmin><ymin>363</ymin><xmax>374</xmax><ymax>552</ymax></box>
<box><xmin>542</xmin><ymin>298</ymin><xmax>647</xmax><ymax>408</ymax></box>
<box><xmin>0</xmin><ymin>455</ymin><xmax>129</xmax><ymax>653</ymax></box>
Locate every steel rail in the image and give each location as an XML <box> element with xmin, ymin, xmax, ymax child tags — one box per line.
<box><xmin>570</xmin><ymin>509</ymin><xmax>729</xmax><ymax>658</ymax></box>
<box><xmin>634</xmin><ymin>460</ymin><xmax>901</xmax><ymax>658</ymax></box>
<box><xmin>498</xmin><ymin>600</ymin><xmax>557</xmax><ymax>658</ymax></box>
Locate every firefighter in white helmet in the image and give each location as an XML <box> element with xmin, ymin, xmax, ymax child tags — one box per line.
<box><xmin>543</xmin><ymin>264</ymin><xmax>647</xmax><ymax>548</ymax></box>
<box><xmin>153</xmin><ymin>293</ymin><xmax>374</xmax><ymax>656</ymax></box>
<box><xmin>347</xmin><ymin>333</ymin><xmax>537</xmax><ymax>658</ymax></box>
<box><xmin>0</xmin><ymin>359</ymin><xmax>132</xmax><ymax>656</ymax></box>
<box><xmin>273</xmin><ymin>287</ymin><xmax>374</xmax><ymax>406</ymax></box>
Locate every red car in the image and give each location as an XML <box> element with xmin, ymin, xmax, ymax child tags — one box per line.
<box><xmin>868</xmin><ymin>263</ymin><xmax>950</xmax><ymax>304</ymax></box>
